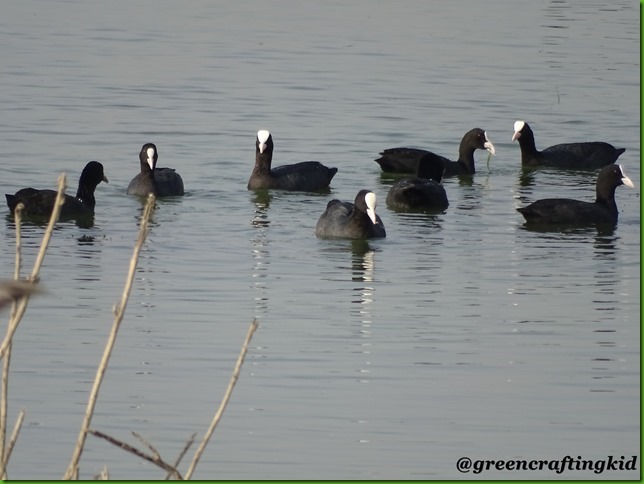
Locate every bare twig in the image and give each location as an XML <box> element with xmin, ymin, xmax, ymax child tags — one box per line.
<box><xmin>1</xmin><ymin>200</ymin><xmax>47</xmax><ymax>478</ymax></box>
<box><xmin>166</xmin><ymin>433</ymin><xmax>197</xmax><ymax>480</ymax></box>
<box><xmin>1</xmin><ymin>409</ymin><xmax>24</xmax><ymax>476</ymax></box>
<box><xmin>132</xmin><ymin>431</ymin><xmax>161</xmax><ymax>460</ymax></box>
<box><xmin>63</xmin><ymin>194</ymin><xmax>156</xmax><ymax>480</ymax></box>
<box><xmin>93</xmin><ymin>465</ymin><xmax>110</xmax><ymax>480</ymax></box>
<box><xmin>0</xmin><ymin>204</ymin><xmax>23</xmax><ymax>470</ymax></box>
<box><xmin>88</xmin><ymin>429</ymin><xmax>182</xmax><ymax>479</ymax></box>
<box><xmin>184</xmin><ymin>318</ymin><xmax>259</xmax><ymax>480</ymax></box>
<box><xmin>0</xmin><ymin>345</ymin><xmax>9</xmax><ymax>480</ymax></box>
<box><xmin>11</xmin><ymin>202</ymin><xmax>23</xmax><ymax>290</ymax></box>
<box><xmin>0</xmin><ymin>175</ymin><xmax>67</xmax><ymax>361</ymax></box>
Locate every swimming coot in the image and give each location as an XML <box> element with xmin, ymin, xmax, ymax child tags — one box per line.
<box><xmin>6</xmin><ymin>161</ymin><xmax>108</xmax><ymax>217</ymax></box>
<box><xmin>315</xmin><ymin>189</ymin><xmax>386</xmax><ymax>239</ymax></box>
<box><xmin>517</xmin><ymin>164</ymin><xmax>634</xmax><ymax>225</ymax></box>
<box><xmin>386</xmin><ymin>153</ymin><xmax>448</xmax><ymax>212</ymax></box>
<box><xmin>512</xmin><ymin>120</ymin><xmax>625</xmax><ymax>169</ymax></box>
<box><xmin>127</xmin><ymin>143</ymin><xmax>184</xmax><ymax>197</ymax></box>
<box><xmin>375</xmin><ymin>128</ymin><xmax>496</xmax><ymax>175</ymax></box>
<box><xmin>247</xmin><ymin>130</ymin><xmax>338</xmax><ymax>191</ymax></box>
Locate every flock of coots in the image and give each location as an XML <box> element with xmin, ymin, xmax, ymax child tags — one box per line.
<box><xmin>5</xmin><ymin>121</ymin><xmax>634</xmax><ymax>238</ymax></box>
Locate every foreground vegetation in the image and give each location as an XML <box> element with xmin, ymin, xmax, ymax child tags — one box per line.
<box><xmin>1</xmin><ymin>175</ymin><xmax>257</xmax><ymax>479</ymax></box>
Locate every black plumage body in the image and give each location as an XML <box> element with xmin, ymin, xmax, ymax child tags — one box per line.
<box><xmin>375</xmin><ymin>128</ymin><xmax>495</xmax><ymax>176</ymax></box>
<box><xmin>512</xmin><ymin>121</ymin><xmax>625</xmax><ymax>169</ymax></box>
<box><xmin>386</xmin><ymin>154</ymin><xmax>448</xmax><ymax>212</ymax></box>
<box><xmin>316</xmin><ymin>190</ymin><xmax>386</xmax><ymax>239</ymax></box>
<box><xmin>6</xmin><ymin>161</ymin><xmax>108</xmax><ymax>218</ymax></box>
<box><xmin>248</xmin><ymin>130</ymin><xmax>337</xmax><ymax>191</ymax></box>
<box><xmin>127</xmin><ymin>143</ymin><xmax>184</xmax><ymax>197</ymax></box>
<box><xmin>517</xmin><ymin>164</ymin><xmax>634</xmax><ymax>226</ymax></box>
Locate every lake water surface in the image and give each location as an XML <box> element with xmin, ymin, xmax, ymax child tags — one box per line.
<box><xmin>0</xmin><ymin>0</ymin><xmax>640</xmax><ymax>480</ymax></box>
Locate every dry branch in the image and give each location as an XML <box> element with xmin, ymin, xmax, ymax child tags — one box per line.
<box><xmin>0</xmin><ymin>204</ymin><xmax>23</xmax><ymax>471</ymax></box>
<box><xmin>88</xmin><ymin>429</ymin><xmax>182</xmax><ymax>479</ymax></box>
<box><xmin>0</xmin><ymin>203</ymin><xmax>23</xmax><ymax>478</ymax></box>
<box><xmin>84</xmin><ymin>318</ymin><xmax>257</xmax><ymax>479</ymax></box>
<box><xmin>0</xmin><ymin>175</ymin><xmax>67</xmax><ymax>361</ymax></box>
<box><xmin>0</xmin><ymin>178</ymin><xmax>64</xmax><ymax>476</ymax></box>
<box><xmin>93</xmin><ymin>465</ymin><xmax>110</xmax><ymax>480</ymax></box>
<box><xmin>166</xmin><ymin>433</ymin><xmax>197</xmax><ymax>480</ymax></box>
<box><xmin>2</xmin><ymin>409</ymin><xmax>24</xmax><ymax>475</ymax></box>
<box><xmin>133</xmin><ymin>431</ymin><xmax>161</xmax><ymax>459</ymax></box>
<box><xmin>184</xmin><ymin>318</ymin><xmax>259</xmax><ymax>480</ymax></box>
<box><xmin>62</xmin><ymin>194</ymin><xmax>156</xmax><ymax>480</ymax></box>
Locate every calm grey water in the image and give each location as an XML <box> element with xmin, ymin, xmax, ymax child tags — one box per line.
<box><xmin>0</xmin><ymin>0</ymin><xmax>639</xmax><ymax>480</ymax></box>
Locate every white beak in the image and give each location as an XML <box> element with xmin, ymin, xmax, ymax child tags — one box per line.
<box><xmin>484</xmin><ymin>135</ymin><xmax>496</xmax><ymax>155</ymax></box>
<box><xmin>622</xmin><ymin>176</ymin><xmax>635</xmax><ymax>188</ymax></box>
<box><xmin>367</xmin><ymin>207</ymin><xmax>378</xmax><ymax>225</ymax></box>
<box><xmin>619</xmin><ymin>165</ymin><xmax>635</xmax><ymax>188</ymax></box>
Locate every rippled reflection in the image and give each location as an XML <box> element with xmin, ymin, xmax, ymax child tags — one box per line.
<box><xmin>251</xmin><ymin>190</ymin><xmax>273</xmax><ymax>223</ymax></box>
<box><xmin>129</xmin><ymin>200</ymin><xmax>161</xmax><ymax>313</ymax></box>
<box><xmin>4</xmin><ymin>212</ymin><xmax>95</xmax><ymax>231</ymax></box>
<box><xmin>588</xmin><ymin>231</ymin><xmax>623</xmax><ymax>392</ymax></box>
<box><xmin>250</xmin><ymin>192</ymin><xmax>271</xmax><ymax>319</ymax></box>
<box><xmin>348</xmin><ymin>240</ymin><xmax>376</xmax><ymax>384</ymax></box>
<box><xmin>350</xmin><ymin>240</ymin><xmax>374</xmax><ymax>283</ymax></box>
<box><xmin>518</xmin><ymin>168</ymin><xmax>537</xmax><ymax>189</ymax></box>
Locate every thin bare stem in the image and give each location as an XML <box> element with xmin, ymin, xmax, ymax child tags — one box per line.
<box><xmin>12</xmin><ymin>204</ymin><xmax>23</xmax><ymax>281</ymax></box>
<box><xmin>1</xmin><ymin>409</ymin><xmax>24</xmax><ymax>478</ymax></box>
<box><xmin>0</xmin><ymin>332</ymin><xmax>10</xmax><ymax>476</ymax></box>
<box><xmin>62</xmin><ymin>194</ymin><xmax>155</xmax><ymax>480</ymax></box>
<box><xmin>93</xmin><ymin>465</ymin><xmax>110</xmax><ymax>480</ymax></box>
<box><xmin>166</xmin><ymin>433</ymin><xmax>197</xmax><ymax>480</ymax></box>
<box><xmin>184</xmin><ymin>318</ymin><xmax>259</xmax><ymax>480</ymax></box>
<box><xmin>132</xmin><ymin>431</ymin><xmax>161</xmax><ymax>460</ymax></box>
<box><xmin>0</xmin><ymin>175</ymin><xmax>67</xmax><ymax>361</ymax></box>
<box><xmin>28</xmin><ymin>177</ymin><xmax>66</xmax><ymax>281</ymax></box>
<box><xmin>0</xmin><ymin>203</ymin><xmax>25</xmax><ymax>480</ymax></box>
<box><xmin>88</xmin><ymin>429</ymin><xmax>182</xmax><ymax>479</ymax></box>
<box><xmin>0</xmin><ymin>204</ymin><xmax>23</xmax><ymax>469</ymax></box>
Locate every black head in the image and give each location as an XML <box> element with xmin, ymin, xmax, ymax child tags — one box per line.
<box><xmin>75</xmin><ymin>161</ymin><xmax>108</xmax><ymax>204</ymax></box>
<box><xmin>597</xmin><ymin>164</ymin><xmax>635</xmax><ymax>196</ymax></box>
<box><xmin>511</xmin><ymin>120</ymin><xmax>534</xmax><ymax>142</ymax></box>
<box><xmin>416</xmin><ymin>153</ymin><xmax>445</xmax><ymax>183</ymax></box>
<box><xmin>354</xmin><ymin>190</ymin><xmax>378</xmax><ymax>223</ymax></box>
<box><xmin>463</xmin><ymin>128</ymin><xmax>496</xmax><ymax>154</ymax></box>
<box><xmin>139</xmin><ymin>143</ymin><xmax>158</xmax><ymax>172</ymax></box>
<box><xmin>79</xmin><ymin>161</ymin><xmax>108</xmax><ymax>188</ymax></box>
